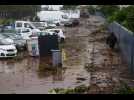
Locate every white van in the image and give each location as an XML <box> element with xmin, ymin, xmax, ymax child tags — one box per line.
<box><xmin>16</xmin><ymin>28</ymin><xmax>32</xmax><ymax>40</ymax></box>
<box><xmin>15</xmin><ymin>21</ymin><xmax>41</xmax><ymax>32</ymax></box>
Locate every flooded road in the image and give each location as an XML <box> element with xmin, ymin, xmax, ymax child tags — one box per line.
<box><xmin>0</xmin><ymin>28</ymin><xmax>91</xmax><ymax>94</ymax></box>
<box><xmin>0</xmin><ymin>53</ymin><xmax>90</xmax><ymax>94</ymax></box>
<box><xmin>0</xmin><ymin>15</ymin><xmax>132</xmax><ymax>94</ymax></box>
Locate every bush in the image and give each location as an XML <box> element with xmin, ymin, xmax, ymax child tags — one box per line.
<box><xmin>103</xmin><ymin>5</ymin><xmax>134</xmax><ymax>32</ymax></box>
<box><xmin>49</xmin><ymin>85</ymin><xmax>89</xmax><ymax>94</ymax></box>
<box><xmin>98</xmin><ymin>5</ymin><xmax>120</xmax><ymax>18</ymax></box>
<box><xmin>118</xmin><ymin>82</ymin><xmax>134</xmax><ymax>94</ymax></box>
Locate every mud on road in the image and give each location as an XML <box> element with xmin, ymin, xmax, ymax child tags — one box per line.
<box><xmin>0</xmin><ymin>15</ymin><xmax>133</xmax><ymax>94</ymax></box>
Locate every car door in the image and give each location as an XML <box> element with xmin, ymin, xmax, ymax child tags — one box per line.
<box><xmin>20</xmin><ymin>29</ymin><xmax>32</xmax><ymax>40</ymax></box>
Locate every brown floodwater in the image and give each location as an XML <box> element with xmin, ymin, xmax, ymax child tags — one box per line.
<box><xmin>0</xmin><ymin>51</ymin><xmax>90</xmax><ymax>94</ymax></box>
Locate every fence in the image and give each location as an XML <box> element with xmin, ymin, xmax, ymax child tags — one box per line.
<box><xmin>108</xmin><ymin>21</ymin><xmax>134</xmax><ymax>74</ymax></box>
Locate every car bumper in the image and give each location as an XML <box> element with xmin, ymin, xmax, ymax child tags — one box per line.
<box><xmin>0</xmin><ymin>53</ymin><xmax>17</xmax><ymax>58</ymax></box>
<box><xmin>0</xmin><ymin>50</ymin><xmax>17</xmax><ymax>58</ymax></box>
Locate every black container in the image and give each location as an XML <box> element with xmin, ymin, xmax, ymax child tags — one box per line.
<box><xmin>38</xmin><ymin>34</ymin><xmax>59</xmax><ymax>57</ymax></box>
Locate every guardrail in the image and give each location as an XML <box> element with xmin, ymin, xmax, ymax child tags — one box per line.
<box><xmin>108</xmin><ymin>21</ymin><xmax>134</xmax><ymax>74</ymax></box>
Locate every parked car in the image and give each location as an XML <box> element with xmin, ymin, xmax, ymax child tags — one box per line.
<box><xmin>53</xmin><ymin>21</ymin><xmax>61</xmax><ymax>26</ymax></box>
<box><xmin>0</xmin><ymin>34</ymin><xmax>14</xmax><ymax>45</ymax></box>
<box><xmin>0</xmin><ymin>44</ymin><xmax>17</xmax><ymax>58</ymax></box>
<box><xmin>0</xmin><ymin>29</ymin><xmax>26</xmax><ymax>50</ymax></box>
<box><xmin>2</xmin><ymin>33</ymin><xmax>26</xmax><ymax>51</ymax></box>
<box><xmin>47</xmin><ymin>23</ymin><xmax>57</xmax><ymax>28</ymax></box>
<box><xmin>15</xmin><ymin>21</ymin><xmax>41</xmax><ymax>32</ymax></box>
<box><xmin>64</xmin><ymin>19</ymin><xmax>80</xmax><ymax>27</ymax></box>
<box><xmin>80</xmin><ymin>12</ymin><xmax>90</xmax><ymax>18</ymax></box>
<box><xmin>31</xmin><ymin>22</ymin><xmax>48</xmax><ymax>31</ymax></box>
<box><xmin>16</xmin><ymin>28</ymin><xmax>33</xmax><ymax>40</ymax></box>
<box><xmin>64</xmin><ymin>21</ymin><xmax>73</xmax><ymax>27</ymax></box>
<box><xmin>72</xmin><ymin>19</ymin><xmax>80</xmax><ymax>26</ymax></box>
<box><xmin>0</xmin><ymin>35</ymin><xmax>17</xmax><ymax>58</ymax></box>
<box><xmin>45</xmin><ymin>29</ymin><xmax>66</xmax><ymax>43</ymax></box>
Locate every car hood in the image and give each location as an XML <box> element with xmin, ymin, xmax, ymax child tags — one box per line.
<box><xmin>32</xmin><ymin>29</ymin><xmax>41</xmax><ymax>32</ymax></box>
<box><xmin>1</xmin><ymin>38</ymin><xmax>14</xmax><ymax>45</ymax></box>
<box><xmin>0</xmin><ymin>45</ymin><xmax>16</xmax><ymax>50</ymax></box>
<box><xmin>14</xmin><ymin>39</ymin><xmax>26</xmax><ymax>45</ymax></box>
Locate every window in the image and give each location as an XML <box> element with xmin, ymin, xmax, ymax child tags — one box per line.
<box><xmin>24</xmin><ymin>23</ymin><xmax>28</xmax><ymax>28</ymax></box>
<box><xmin>24</xmin><ymin>23</ymin><xmax>34</xmax><ymax>29</ymax></box>
<box><xmin>62</xmin><ymin>15</ymin><xmax>68</xmax><ymax>19</ymax></box>
<box><xmin>16</xmin><ymin>23</ymin><xmax>22</xmax><ymax>27</ymax></box>
<box><xmin>22</xmin><ymin>29</ymin><xmax>30</xmax><ymax>33</ymax></box>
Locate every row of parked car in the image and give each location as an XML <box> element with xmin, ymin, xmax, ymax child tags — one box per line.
<box><xmin>0</xmin><ymin>23</ymin><xmax>66</xmax><ymax>58</ymax></box>
<box><xmin>0</xmin><ymin>18</ymin><xmax>80</xmax><ymax>58</ymax></box>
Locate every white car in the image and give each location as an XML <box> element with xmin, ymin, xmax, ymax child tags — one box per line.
<box><xmin>16</xmin><ymin>28</ymin><xmax>32</xmax><ymax>40</ymax></box>
<box><xmin>45</xmin><ymin>29</ymin><xmax>66</xmax><ymax>42</ymax></box>
<box><xmin>0</xmin><ymin>44</ymin><xmax>17</xmax><ymax>58</ymax></box>
<box><xmin>0</xmin><ymin>34</ymin><xmax>14</xmax><ymax>45</ymax></box>
<box><xmin>48</xmin><ymin>23</ymin><xmax>56</xmax><ymax>28</ymax></box>
<box><xmin>16</xmin><ymin>28</ymin><xmax>41</xmax><ymax>40</ymax></box>
<box><xmin>31</xmin><ymin>22</ymin><xmax>48</xmax><ymax>30</ymax></box>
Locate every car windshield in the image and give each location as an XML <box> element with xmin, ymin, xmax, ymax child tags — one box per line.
<box><xmin>3</xmin><ymin>33</ymin><xmax>22</xmax><ymax>39</ymax></box>
<box><xmin>0</xmin><ymin>29</ymin><xmax>22</xmax><ymax>39</ymax></box>
<box><xmin>1</xmin><ymin>29</ymin><xmax>16</xmax><ymax>33</ymax></box>
<box><xmin>0</xmin><ymin>34</ymin><xmax>12</xmax><ymax>45</ymax></box>
<box><xmin>0</xmin><ymin>34</ymin><xmax>7</xmax><ymax>39</ymax></box>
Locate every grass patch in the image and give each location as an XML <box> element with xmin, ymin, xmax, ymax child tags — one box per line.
<box><xmin>116</xmin><ymin>82</ymin><xmax>134</xmax><ymax>94</ymax></box>
<box><xmin>49</xmin><ymin>85</ymin><xmax>90</xmax><ymax>94</ymax></box>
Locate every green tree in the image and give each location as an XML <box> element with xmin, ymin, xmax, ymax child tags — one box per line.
<box><xmin>0</xmin><ymin>5</ymin><xmax>41</xmax><ymax>19</ymax></box>
<box><xmin>87</xmin><ymin>6</ymin><xmax>96</xmax><ymax>14</ymax></box>
<box><xmin>98</xmin><ymin>5</ymin><xmax>120</xmax><ymax>17</ymax></box>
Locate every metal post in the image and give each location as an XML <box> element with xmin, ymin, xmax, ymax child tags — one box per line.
<box><xmin>51</xmin><ymin>50</ymin><xmax>62</xmax><ymax>67</ymax></box>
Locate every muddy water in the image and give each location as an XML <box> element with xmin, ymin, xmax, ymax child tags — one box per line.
<box><xmin>0</xmin><ymin>16</ymin><xmax>117</xmax><ymax>94</ymax></box>
<box><xmin>0</xmin><ymin>35</ymin><xmax>91</xmax><ymax>94</ymax></box>
<box><xmin>0</xmin><ymin>53</ymin><xmax>90</xmax><ymax>94</ymax></box>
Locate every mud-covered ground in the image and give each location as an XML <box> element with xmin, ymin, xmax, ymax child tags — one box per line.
<box><xmin>0</xmin><ymin>15</ymin><xmax>133</xmax><ymax>94</ymax></box>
